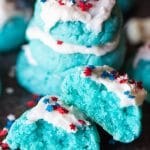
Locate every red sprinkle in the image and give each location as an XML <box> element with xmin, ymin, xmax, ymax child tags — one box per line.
<box><xmin>51</xmin><ymin>96</ymin><xmax>58</xmax><ymax>102</ymax></box>
<box><xmin>78</xmin><ymin>119</ymin><xmax>86</xmax><ymax>125</ymax></box>
<box><xmin>84</xmin><ymin>67</ymin><xmax>92</xmax><ymax>76</ymax></box>
<box><xmin>1</xmin><ymin>143</ymin><xmax>9</xmax><ymax>149</ymax></box>
<box><xmin>57</xmin><ymin>40</ymin><xmax>63</xmax><ymax>45</ymax></box>
<box><xmin>78</xmin><ymin>2</ymin><xmax>93</xmax><ymax>11</ymax></box>
<box><xmin>69</xmin><ymin>124</ymin><xmax>76</xmax><ymax>131</ymax></box>
<box><xmin>58</xmin><ymin>0</ymin><xmax>65</xmax><ymax>5</ymax></box>
<box><xmin>119</xmin><ymin>79</ymin><xmax>128</xmax><ymax>84</ymax></box>
<box><xmin>26</xmin><ymin>100</ymin><xmax>36</xmax><ymax>108</ymax></box>
<box><xmin>56</xmin><ymin>107</ymin><xmax>69</xmax><ymax>114</ymax></box>
<box><xmin>0</xmin><ymin>130</ymin><xmax>8</xmax><ymax>137</ymax></box>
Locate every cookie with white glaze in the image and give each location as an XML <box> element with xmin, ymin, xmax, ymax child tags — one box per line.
<box><xmin>125</xmin><ymin>42</ymin><xmax>150</xmax><ymax>102</ymax></box>
<box><xmin>5</xmin><ymin>96</ymin><xmax>100</xmax><ymax>150</ymax></box>
<box><xmin>17</xmin><ymin>0</ymin><xmax>126</xmax><ymax>95</ymax></box>
<box><xmin>16</xmin><ymin>35</ymin><xmax>125</xmax><ymax>95</ymax></box>
<box><xmin>29</xmin><ymin>0</ymin><xmax>122</xmax><ymax>46</ymax></box>
<box><xmin>61</xmin><ymin>65</ymin><xmax>147</xmax><ymax>143</ymax></box>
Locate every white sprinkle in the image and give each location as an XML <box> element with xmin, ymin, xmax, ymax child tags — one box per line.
<box><xmin>5</xmin><ymin>87</ymin><xmax>14</xmax><ymax>94</ymax></box>
<box><xmin>7</xmin><ymin>114</ymin><xmax>15</xmax><ymax>121</ymax></box>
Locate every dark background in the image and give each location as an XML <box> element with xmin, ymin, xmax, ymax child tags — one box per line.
<box><xmin>0</xmin><ymin>0</ymin><xmax>150</xmax><ymax>149</ymax></box>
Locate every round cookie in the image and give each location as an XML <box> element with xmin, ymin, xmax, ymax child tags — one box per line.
<box><xmin>6</xmin><ymin>96</ymin><xmax>100</xmax><ymax>150</ymax></box>
<box><xmin>61</xmin><ymin>65</ymin><xmax>147</xmax><ymax>143</ymax></box>
<box><xmin>32</xmin><ymin>0</ymin><xmax>123</xmax><ymax>46</ymax></box>
<box><xmin>125</xmin><ymin>42</ymin><xmax>150</xmax><ymax>102</ymax></box>
<box><xmin>0</xmin><ymin>0</ymin><xmax>33</xmax><ymax>52</ymax></box>
<box><xmin>16</xmin><ymin>34</ymin><xmax>125</xmax><ymax>95</ymax></box>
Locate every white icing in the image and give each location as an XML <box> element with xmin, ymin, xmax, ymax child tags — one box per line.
<box><xmin>133</xmin><ymin>42</ymin><xmax>150</xmax><ymax>67</ymax></box>
<box><xmin>27</xmin><ymin>27</ymin><xmax>119</xmax><ymax>56</ymax></box>
<box><xmin>27</xmin><ymin>96</ymin><xmax>90</xmax><ymax>133</ymax></box>
<box><xmin>82</xmin><ymin>66</ymin><xmax>147</xmax><ymax>107</ymax></box>
<box><xmin>0</xmin><ymin>0</ymin><xmax>32</xmax><ymax>27</ymax></box>
<box><xmin>23</xmin><ymin>45</ymin><xmax>38</xmax><ymax>66</ymax></box>
<box><xmin>40</xmin><ymin>0</ymin><xmax>116</xmax><ymax>33</ymax></box>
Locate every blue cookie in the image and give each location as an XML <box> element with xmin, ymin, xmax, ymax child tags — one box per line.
<box><xmin>0</xmin><ymin>17</ymin><xmax>28</xmax><ymax>52</ymax></box>
<box><xmin>16</xmin><ymin>34</ymin><xmax>125</xmax><ymax>95</ymax></box>
<box><xmin>117</xmin><ymin>0</ymin><xmax>134</xmax><ymax>13</ymax></box>
<box><xmin>0</xmin><ymin>0</ymin><xmax>33</xmax><ymax>52</ymax></box>
<box><xmin>125</xmin><ymin>43</ymin><xmax>150</xmax><ymax>102</ymax></box>
<box><xmin>31</xmin><ymin>0</ymin><xmax>123</xmax><ymax>46</ymax></box>
<box><xmin>61</xmin><ymin>66</ymin><xmax>147</xmax><ymax>143</ymax></box>
<box><xmin>6</xmin><ymin>96</ymin><xmax>100</xmax><ymax>150</ymax></box>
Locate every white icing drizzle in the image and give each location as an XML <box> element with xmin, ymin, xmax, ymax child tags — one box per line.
<box><xmin>133</xmin><ymin>42</ymin><xmax>150</xmax><ymax>67</ymax></box>
<box><xmin>27</xmin><ymin>96</ymin><xmax>90</xmax><ymax>133</ymax></box>
<box><xmin>40</xmin><ymin>0</ymin><xmax>116</xmax><ymax>33</ymax></box>
<box><xmin>23</xmin><ymin>45</ymin><xmax>38</xmax><ymax>66</ymax></box>
<box><xmin>82</xmin><ymin>66</ymin><xmax>147</xmax><ymax>107</ymax></box>
<box><xmin>26</xmin><ymin>27</ymin><xmax>119</xmax><ymax>56</ymax></box>
<box><xmin>0</xmin><ymin>0</ymin><xmax>32</xmax><ymax>27</ymax></box>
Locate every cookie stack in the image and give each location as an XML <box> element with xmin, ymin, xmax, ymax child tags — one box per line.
<box><xmin>17</xmin><ymin>0</ymin><xmax>126</xmax><ymax>95</ymax></box>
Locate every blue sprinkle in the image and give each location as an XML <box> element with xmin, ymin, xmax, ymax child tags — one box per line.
<box><xmin>88</xmin><ymin>65</ymin><xmax>95</xmax><ymax>69</ymax></box>
<box><xmin>70</xmin><ymin>0</ymin><xmax>76</xmax><ymax>4</ymax></box>
<box><xmin>46</xmin><ymin>105</ymin><xmax>54</xmax><ymax>112</ymax></box>
<box><xmin>6</xmin><ymin>120</ymin><xmax>14</xmax><ymax>129</ymax></box>
<box><xmin>43</xmin><ymin>98</ymin><xmax>49</xmax><ymax>104</ymax></box>
<box><xmin>101</xmin><ymin>71</ymin><xmax>109</xmax><ymax>78</ymax></box>
<box><xmin>128</xmin><ymin>95</ymin><xmax>136</xmax><ymax>99</ymax></box>
<box><xmin>41</xmin><ymin>0</ymin><xmax>47</xmax><ymax>2</ymax></box>
<box><xmin>109</xmin><ymin>74</ymin><xmax>115</xmax><ymax>80</ymax></box>
<box><xmin>124</xmin><ymin>91</ymin><xmax>130</xmax><ymax>95</ymax></box>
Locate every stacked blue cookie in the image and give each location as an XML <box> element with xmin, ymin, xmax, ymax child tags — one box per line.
<box><xmin>125</xmin><ymin>42</ymin><xmax>150</xmax><ymax>102</ymax></box>
<box><xmin>6</xmin><ymin>96</ymin><xmax>100</xmax><ymax>150</ymax></box>
<box><xmin>0</xmin><ymin>0</ymin><xmax>34</xmax><ymax>52</ymax></box>
<box><xmin>17</xmin><ymin>0</ymin><xmax>126</xmax><ymax>95</ymax></box>
<box><xmin>61</xmin><ymin>65</ymin><xmax>147</xmax><ymax>143</ymax></box>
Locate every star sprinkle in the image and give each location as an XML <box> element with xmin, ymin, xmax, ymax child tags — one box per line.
<box><xmin>26</xmin><ymin>100</ymin><xmax>36</xmax><ymax>108</ymax></box>
<box><xmin>0</xmin><ymin>130</ymin><xmax>8</xmax><ymax>137</ymax></box>
<box><xmin>43</xmin><ymin>98</ymin><xmax>49</xmax><ymax>104</ymax></box>
<box><xmin>46</xmin><ymin>105</ymin><xmax>54</xmax><ymax>112</ymax></box>
<box><xmin>57</xmin><ymin>40</ymin><xmax>64</xmax><ymax>45</ymax></box>
<box><xmin>56</xmin><ymin>106</ymin><xmax>69</xmax><ymax>114</ymax></box>
<box><xmin>69</xmin><ymin>123</ymin><xmax>76</xmax><ymax>131</ymax></box>
<box><xmin>51</xmin><ymin>96</ymin><xmax>58</xmax><ymax>102</ymax></box>
<box><xmin>78</xmin><ymin>119</ymin><xmax>86</xmax><ymax>125</ymax></box>
<box><xmin>83</xmin><ymin>67</ymin><xmax>92</xmax><ymax>76</ymax></box>
<box><xmin>78</xmin><ymin>1</ymin><xmax>93</xmax><ymax>11</ymax></box>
